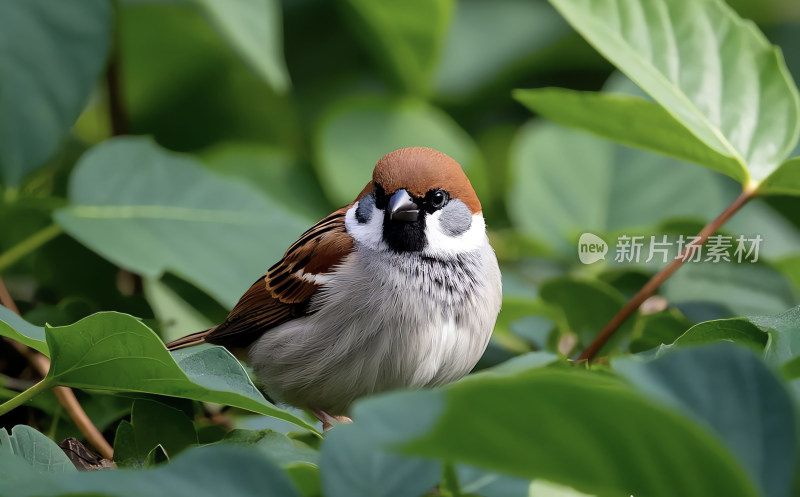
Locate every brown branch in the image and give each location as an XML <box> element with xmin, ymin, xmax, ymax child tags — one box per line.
<box><xmin>0</xmin><ymin>278</ymin><xmax>114</xmax><ymax>459</ymax></box>
<box><xmin>578</xmin><ymin>187</ymin><xmax>756</xmax><ymax>362</ymax></box>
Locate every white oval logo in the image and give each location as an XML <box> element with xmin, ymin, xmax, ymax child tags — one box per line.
<box><xmin>578</xmin><ymin>233</ymin><xmax>608</xmax><ymax>264</ymax></box>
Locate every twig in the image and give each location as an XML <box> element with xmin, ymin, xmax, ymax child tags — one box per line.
<box><xmin>0</xmin><ymin>278</ymin><xmax>114</xmax><ymax>459</ymax></box>
<box><xmin>0</xmin><ymin>224</ymin><xmax>62</xmax><ymax>273</ymax></box>
<box><xmin>0</xmin><ymin>277</ymin><xmax>20</xmax><ymax>315</ymax></box>
<box><xmin>578</xmin><ymin>187</ymin><xmax>755</xmax><ymax>362</ymax></box>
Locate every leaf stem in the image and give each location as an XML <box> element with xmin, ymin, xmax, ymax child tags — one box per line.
<box><xmin>0</xmin><ymin>276</ymin><xmax>114</xmax><ymax>459</ymax></box>
<box><xmin>578</xmin><ymin>187</ymin><xmax>756</xmax><ymax>362</ymax></box>
<box><xmin>0</xmin><ymin>378</ymin><xmax>51</xmax><ymax>416</ymax></box>
<box><xmin>0</xmin><ymin>224</ymin><xmax>63</xmax><ymax>273</ymax></box>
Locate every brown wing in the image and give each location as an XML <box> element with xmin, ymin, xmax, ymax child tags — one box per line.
<box><xmin>172</xmin><ymin>207</ymin><xmax>354</xmax><ymax>350</ymax></box>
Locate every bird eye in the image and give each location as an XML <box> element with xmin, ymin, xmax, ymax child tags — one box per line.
<box><xmin>430</xmin><ymin>189</ymin><xmax>447</xmax><ymax>209</ymax></box>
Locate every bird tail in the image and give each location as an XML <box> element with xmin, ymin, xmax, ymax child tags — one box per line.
<box><xmin>165</xmin><ymin>328</ymin><xmax>215</xmax><ymax>351</ymax></box>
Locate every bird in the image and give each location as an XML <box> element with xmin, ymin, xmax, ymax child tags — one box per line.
<box><xmin>167</xmin><ymin>147</ymin><xmax>502</xmax><ymax>430</ymax></box>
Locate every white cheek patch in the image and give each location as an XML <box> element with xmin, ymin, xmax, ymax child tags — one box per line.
<box><xmin>345</xmin><ymin>201</ymin><xmax>385</xmax><ymax>250</ymax></box>
<box><xmin>423</xmin><ymin>210</ymin><xmax>487</xmax><ymax>257</ymax></box>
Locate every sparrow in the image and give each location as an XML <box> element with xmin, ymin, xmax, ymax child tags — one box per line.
<box><xmin>167</xmin><ymin>147</ymin><xmax>502</xmax><ymax>429</ymax></box>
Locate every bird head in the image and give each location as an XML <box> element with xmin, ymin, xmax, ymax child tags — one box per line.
<box><xmin>345</xmin><ymin>147</ymin><xmax>485</xmax><ymax>256</ymax></box>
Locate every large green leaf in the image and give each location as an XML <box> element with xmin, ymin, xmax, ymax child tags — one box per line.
<box><xmin>615</xmin><ymin>344</ymin><xmax>796</xmax><ymax>497</ymax></box>
<box><xmin>434</xmin><ymin>0</ymin><xmax>568</xmax><ymax>100</ymax></box>
<box><xmin>216</xmin><ymin>429</ymin><xmax>320</xmax><ymax>496</ymax></box>
<box><xmin>674</xmin><ymin>318</ymin><xmax>767</xmax><ymax>352</ymax></box>
<box><xmin>0</xmin><ymin>305</ymin><xmax>47</xmax><ymax>355</ymax></box>
<box><xmin>202</xmin><ymin>144</ymin><xmax>329</xmax><ymax>220</ymax></box>
<box><xmin>143</xmin><ymin>278</ymin><xmax>214</xmax><ymax>343</ymax></box>
<box><xmin>314</xmin><ymin>96</ymin><xmax>486</xmax><ymax>206</ymax></box>
<box><xmin>454</xmin><ymin>465</ymin><xmax>531</xmax><ymax>497</ymax></box>
<box><xmin>540</xmin><ymin>277</ymin><xmax>635</xmax><ymax>352</ymax></box>
<box><xmin>348</xmin><ymin>369</ymin><xmax>759</xmax><ymax>497</ymax></box>
<box><xmin>545</xmin><ymin>0</ymin><xmax>800</xmax><ymax>185</ymax></box>
<box><xmin>341</xmin><ymin>0</ymin><xmax>453</xmax><ymax>95</ymax></box>
<box><xmin>54</xmin><ymin>137</ymin><xmax>308</xmax><ymax>308</ymax></box>
<box><xmin>113</xmin><ymin>399</ymin><xmax>198</xmax><ymax>466</ymax></box>
<box><xmin>661</xmin><ymin>262</ymin><xmax>797</xmax><ymax>317</ymax></box>
<box><xmin>320</xmin><ymin>423</ymin><xmax>441</xmax><ymax>497</ymax></box>
<box><xmin>776</xmin><ymin>254</ymin><xmax>800</xmax><ymax>292</ymax></box>
<box><xmin>674</xmin><ymin>305</ymin><xmax>800</xmax><ymax>371</ymax></box>
<box><xmin>0</xmin><ymin>0</ymin><xmax>110</xmax><ymax>187</ymax></box>
<box><xmin>508</xmin><ymin>121</ymin><xmax>726</xmax><ymax>253</ymax></box>
<box><xmin>759</xmin><ymin>157</ymin><xmax>800</xmax><ymax>196</ymax></box>
<box><xmin>628</xmin><ymin>309</ymin><xmax>693</xmax><ymax>353</ymax></box>
<box><xmin>192</xmin><ymin>0</ymin><xmax>290</xmax><ymax>93</ymax></box>
<box><xmin>116</xmin><ymin>2</ymin><xmax>299</xmax><ymax>152</ymax></box>
<box><xmin>514</xmin><ymin>89</ymin><xmax>747</xmax><ymax>183</ymax></box>
<box><xmin>2</xmin><ymin>445</ymin><xmax>301</xmax><ymax>497</ymax></box>
<box><xmin>0</xmin><ymin>425</ymin><xmax>75</xmax><ymax>475</ymax></box>
<box><xmin>38</xmin><ymin>312</ymin><xmax>314</xmax><ymax>431</ymax></box>
<box><xmin>216</xmin><ymin>429</ymin><xmax>318</xmax><ymax>468</ymax></box>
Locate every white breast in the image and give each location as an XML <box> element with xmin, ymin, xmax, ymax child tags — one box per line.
<box><xmin>248</xmin><ymin>238</ymin><xmax>502</xmax><ymax>414</ymax></box>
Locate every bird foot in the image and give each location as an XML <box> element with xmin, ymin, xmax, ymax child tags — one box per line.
<box><xmin>310</xmin><ymin>408</ymin><xmax>352</xmax><ymax>432</ymax></box>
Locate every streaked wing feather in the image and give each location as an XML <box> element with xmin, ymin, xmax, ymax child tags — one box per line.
<box><xmin>204</xmin><ymin>208</ymin><xmax>353</xmax><ymax>349</ymax></box>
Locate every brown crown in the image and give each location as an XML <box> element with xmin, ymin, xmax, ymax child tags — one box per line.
<box><xmin>367</xmin><ymin>147</ymin><xmax>481</xmax><ymax>213</ymax></box>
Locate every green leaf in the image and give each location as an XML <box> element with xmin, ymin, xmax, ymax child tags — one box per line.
<box><xmin>614</xmin><ymin>343</ymin><xmax>796</xmax><ymax>497</ymax></box>
<box><xmin>539</xmin><ymin>277</ymin><xmax>635</xmax><ymax>352</ymax></box>
<box><xmin>546</xmin><ymin>0</ymin><xmax>800</xmax><ymax>185</ymax></box>
<box><xmin>507</xmin><ymin>121</ymin><xmax>727</xmax><ymax>253</ymax></box>
<box><xmin>673</xmin><ymin>318</ymin><xmax>767</xmax><ymax>352</ymax></box>
<box><xmin>192</xmin><ymin>0</ymin><xmax>290</xmax><ymax>92</ymax></box>
<box><xmin>454</xmin><ymin>465</ymin><xmax>530</xmax><ymax>497</ymax></box>
<box><xmin>434</xmin><ymin>0</ymin><xmax>568</xmax><ymax>100</ymax></box>
<box><xmin>54</xmin><ymin>137</ymin><xmax>308</xmax><ymax>308</ymax></box>
<box><xmin>0</xmin><ymin>425</ymin><xmax>75</xmax><ymax>475</ymax></box>
<box><xmin>112</xmin><ymin>420</ymin><xmax>138</xmax><ymax>467</ymax></box>
<box><xmin>775</xmin><ymin>254</ymin><xmax>800</xmax><ymax>290</ymax></box>
<box><xmin>216</xmin><ymin>428</ymin><xmax>320</xmax><ymax>494</ymax></box>
<box><xmin>53</xmin><ymin>391</ymin><xmax>133</xmax><ymax>443</ymax></box>
<box><xmin>0</xmin><ymin>0</ymin><xmax>110</xmax><ymax>187</ymax></box>
<box><xmin>145</xmin><ymin>445</ymin><xmax>169</xmax><ymax>467</ymax></box>
<box><xmin>217</xmin><ymin>429</ymin><xmax>318</xmax><ymax>468</ymax></box>
<box><xmin>342</xmin><ymin>0</ymin><xmax>453</xmax><ymax>95</ymax></box>
<box><xmin>41</xmin><ymin>312</ymin><xmax>314</xmax><ymax>431</ymax></box>
<box><xmin>314</xmin><ymin>96</ymin><xmax>486</xmax><ymax>206</ymax></box>
<box><xmin>143</xmin><ymin>278</ymin><xmax>214</xmax><ymax>343</ymax></box>
<box><xmin>349</xmin><ymin>369</ymin><xmax>759</xmax><ymax>497</ymax></box>
<box><xmin>0</xmin><ymin>305</ymin><xmax>47</xmax><ymax>355</ymax></box>
<box><xmin>662</xmin><ymin>262</ymin><xmax>797</xmax><ymax>317</ymax></box>
<box><xmin>686</xmin><ymin>306</ymin><xmax>800</xmax><ymax>369</ymax></box>
<box><xmin>116</xmin><ymin>2</ymin><xmax>299</xmax><ymax>151</ymax></box>
<box><xmin>202</xmin><ymin>144</ymin><xmax>329</xmax><ymax>220</ymax></box>
<box><xmin>782</xmin><ymin>356</ymin><xmax>800</xmax><ymax>380</ymax></box>
<box><xmin>320</xmin><ymin>422</ymin><xmax>442</xmax><ymax>497</ymax></box>
<box><xmin>114</xmin><ymin>399</ymin><xmax>198</xmax><ymax>467</ymax></box>
<box><xmin>759</xmin><ymin>157</ymin><xmax>800</xmax><ymax>196</ymax></box>
<box><xmin>3</xmin><ymin>445</ymin><xmax>301</xmax><ymax>497</ymax></box>
<box><xmin>514</xmin><ymin>89</ymin><xmax>747</xmax><ymax>183</ymax></box>
<box><xmin>671</xmin><ymin>306</ymin><xmax>800</xmax><ymax>385</ymax></box>
<box><xmin>629</xmin><ymin>309</ymin><xmax>693</xmax><ymax>353</ymax></box>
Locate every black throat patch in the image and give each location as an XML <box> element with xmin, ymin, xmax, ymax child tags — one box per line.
<box><xmin>382</xmin><ymin>212</ymin><xmax>427</xmax><ymax>252</ymax></box>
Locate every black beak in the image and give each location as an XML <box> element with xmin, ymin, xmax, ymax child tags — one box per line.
<box><xmin>388</xmin><ymin>189</ymin><xmax>420</xmax><ymax>222</ymax></box>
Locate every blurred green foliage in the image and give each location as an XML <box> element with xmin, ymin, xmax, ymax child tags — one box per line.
<box><xmin>2</xmin><ymin>0</ymin><xmax>800</xmax><ymax>496</ymax></box>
